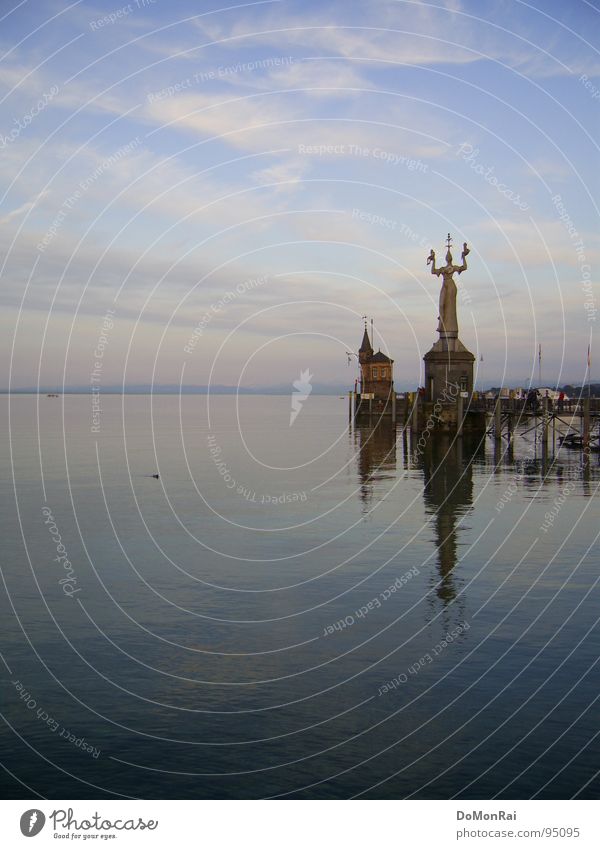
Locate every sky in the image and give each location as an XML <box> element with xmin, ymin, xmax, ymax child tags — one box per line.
<box><xmin>1</xmin><ymin>0</ymin><xmax>599</xmax><ymax>390</ymax></box>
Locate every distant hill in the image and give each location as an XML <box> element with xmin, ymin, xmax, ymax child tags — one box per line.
<box><xmin>1</xmin><ymin>383</ymin><xmax>350</xmax><ymax>396</ymax></box>
<box><xmin>3</xmin><ymin>381</ymin><xmax>599</xmax><ymax>396</ymax></box>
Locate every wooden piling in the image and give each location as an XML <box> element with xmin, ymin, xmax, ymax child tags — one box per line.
<box><xmin>583</xmin><ymin>397</ymin><xmax>590</xmax><ymax>449</ymax></box>
<box><xmin>411</xmin><ymin>392</ymin><xmax>419</xmax><ymax>433</ymax></box>
<box><xmin>494</xmin><ymin>398</ymin><xmax>502</xmax><ymax>442</ymax></box>
<box><xmin>542</xmin><ymin>395</ymin><xmax>549</xmax><ymax>449</ymax></box>
<box><xmin>456</xmin><ymin>392</ymin><xmax>464</xmax><ymax>436</ymax></box>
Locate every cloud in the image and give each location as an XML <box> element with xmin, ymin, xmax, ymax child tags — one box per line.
<box><xmin>250</xmin><ymin>158</ymin><xmax>311</xmax><ymax>192</ymax></box>
<box><xmin>145</xmin><ymin>89</ymin><xmax>295</xmax><ymax>145</ymax></box>
<box><xmin>230</xmin><ymin>57</ymin><xmax>376</xmax><ymax>95</ymax></box>
<box><xmin>181</xmin><ymin>0</ymin><xmax>600</xmax><ymax>85</ymax></box>
<box><xmin>187</xmin><ymin>0</ymin><xmax>542</xmax><ymax>73</ymax></box>
<box><xmin>142</xmin><ymin>83</ymin><xmax>450</xmax><ymax>168</ymax></box>
<box><xmin>0</xmin><ymin>190</ymin><xmax>48</xmax><ymax>224</ymax></box>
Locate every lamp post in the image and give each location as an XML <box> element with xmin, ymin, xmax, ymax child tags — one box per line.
<box><xmin>346</xmin><ymin>350</ymin><xmax>360</xmax><ymax>390</ymax></box>
<box><xmin>346</xmin><ymin>351</ymin><xmax>360</xmax><ymax>423</ymax></box>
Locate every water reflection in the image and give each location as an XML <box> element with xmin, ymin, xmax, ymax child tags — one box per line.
<box><xmin>353</xmin><ymin>418</ymin><xmax>599</xmax><ymax>630</ymax></box>
<box><xmin>416</xmin><ymin>435</ymin><xmax>481</xmax><ymax>624</ymax></box>
<box><xmin>354</xmin><ymin>422</ymin><xmax>479</xmax><ymax>621</ymax></box>
<box><xmin>490</xmin><ymin>431</ymin><xmax>599</xmax><ymax>493</ymax></box>
<box><xmin>353</xmin><ymin>422</ymin><xmax>396</xmax><ymax>508</ymax></box>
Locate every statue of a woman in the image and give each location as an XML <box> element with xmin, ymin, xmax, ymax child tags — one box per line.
<box><xmin>427</xmin><ymin>239</ymin><xmax>469</xmax><ymax>336</ymax></box>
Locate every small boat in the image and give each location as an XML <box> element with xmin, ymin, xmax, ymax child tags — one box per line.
<box><xmin>559</xmin><ymin>433</ymin><xmax>582</xmax><ymax>447</ymax></box>
<box><xmin>46</xmin><ymin>393</ymin><xmax>59</xmax><ymax>397</ymax></box>
<box><xmin>559</xmin><ymin>433</ymin><xmax>600</xmax><ymax>451</ymax></box>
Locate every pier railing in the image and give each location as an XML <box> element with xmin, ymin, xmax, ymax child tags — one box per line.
<box><xmin>469</xmin><ymin>395</ymin><xmax>599</xmax><ymax>415</ymax></box>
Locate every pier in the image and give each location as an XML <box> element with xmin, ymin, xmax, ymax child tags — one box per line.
<box><xmin>349</xmin><ymin>234</ymin><xmax>597</xmax><ymax>449</ymax></box>
<box><xmin>349</xmin><ymin>389</ymin><xmax>599</xmax><ymax>451</ymax></box>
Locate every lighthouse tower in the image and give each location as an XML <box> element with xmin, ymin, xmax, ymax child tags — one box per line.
<box><xmin>356</xmin><ymin>322</ymin><xmax>394</xmax><ymax>415</ymax></box>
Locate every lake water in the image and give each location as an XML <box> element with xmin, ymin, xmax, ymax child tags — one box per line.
<box><xmin>1</xmin><ymin>394</ymin><xmax>599</xmax><ymax>799</ymax></box>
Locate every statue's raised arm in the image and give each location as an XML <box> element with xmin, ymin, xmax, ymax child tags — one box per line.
<box><xmin>456</xmin><ymin>242</ymin><xmax>470</xmax><ymax>274</ymax></box>
<box><xmin>427</xmin><ymin>248</ymin><xmax>441</xmax><ymax>276</ymax></box>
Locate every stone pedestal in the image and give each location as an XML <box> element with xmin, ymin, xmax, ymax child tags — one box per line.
<box><xmin>423</xmin><ymin>333</ymin><xmax>475</xmax><ymax>403</ymax></box>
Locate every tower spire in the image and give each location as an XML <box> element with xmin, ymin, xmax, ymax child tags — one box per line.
<box><xmin>358</xmin><ymin>317</ymin><xmax>373</xmax><ymax>360</ymax></box>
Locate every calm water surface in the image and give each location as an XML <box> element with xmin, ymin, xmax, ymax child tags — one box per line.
<box><xmin>1</xmin><ymin>394</ymin><xmax>599</xmax><ymax>799</ymax></box>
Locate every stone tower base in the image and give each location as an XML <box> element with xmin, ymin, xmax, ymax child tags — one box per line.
<box><xmin>423</xmin><ymin>337</ymin><xmax>475</xmax><ymax>403</ymax></box>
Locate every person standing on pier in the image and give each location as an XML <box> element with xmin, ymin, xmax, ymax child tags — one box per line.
<box><xmin>527</xmin><ymin>388</ymin><xmax>540</xmax><ymax>412</ymax></box>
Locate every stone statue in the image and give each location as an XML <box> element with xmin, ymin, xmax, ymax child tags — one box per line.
<box><xmin>427</xmin><ymin>235</ymin><xmax>470</xmax><ymax>336</ymax></box>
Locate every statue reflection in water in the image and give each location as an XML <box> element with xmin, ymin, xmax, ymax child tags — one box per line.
<box><xmin>353</xmin><ymin>423</ymin><xmax>481</xmax><ymax>626</ymax></box>
<box><xmin>415</xmin><ymin>434</ymin><xmax>482</xmax><ymax>626</ymax></box>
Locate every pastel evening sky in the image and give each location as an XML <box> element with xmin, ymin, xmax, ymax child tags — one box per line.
<box><xmin>1</xmin><ymin>0</ymin><xmax>598</xmax><ymax>389</ymax></box>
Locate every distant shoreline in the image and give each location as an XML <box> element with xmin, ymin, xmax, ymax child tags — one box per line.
<box><xmin>2</xmin><ymin>383</ymin><xmax>598</xmax><ymax>397</ymax></box>
<box><xmin>0</xmin><ymin>389</ymin><xmax>346</xmax><ymax>396</ymax></box>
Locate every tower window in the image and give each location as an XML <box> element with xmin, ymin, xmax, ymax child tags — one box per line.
<box><xmin>372</xmin><ymin>368</ymin><xmax>378</xmax><ymax>379</ymax></box>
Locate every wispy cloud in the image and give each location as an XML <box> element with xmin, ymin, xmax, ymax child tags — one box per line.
<box><xmin>0</xmin><ymin>189</ymin><xmax>48</xmax><ymax>224</ymax></box>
